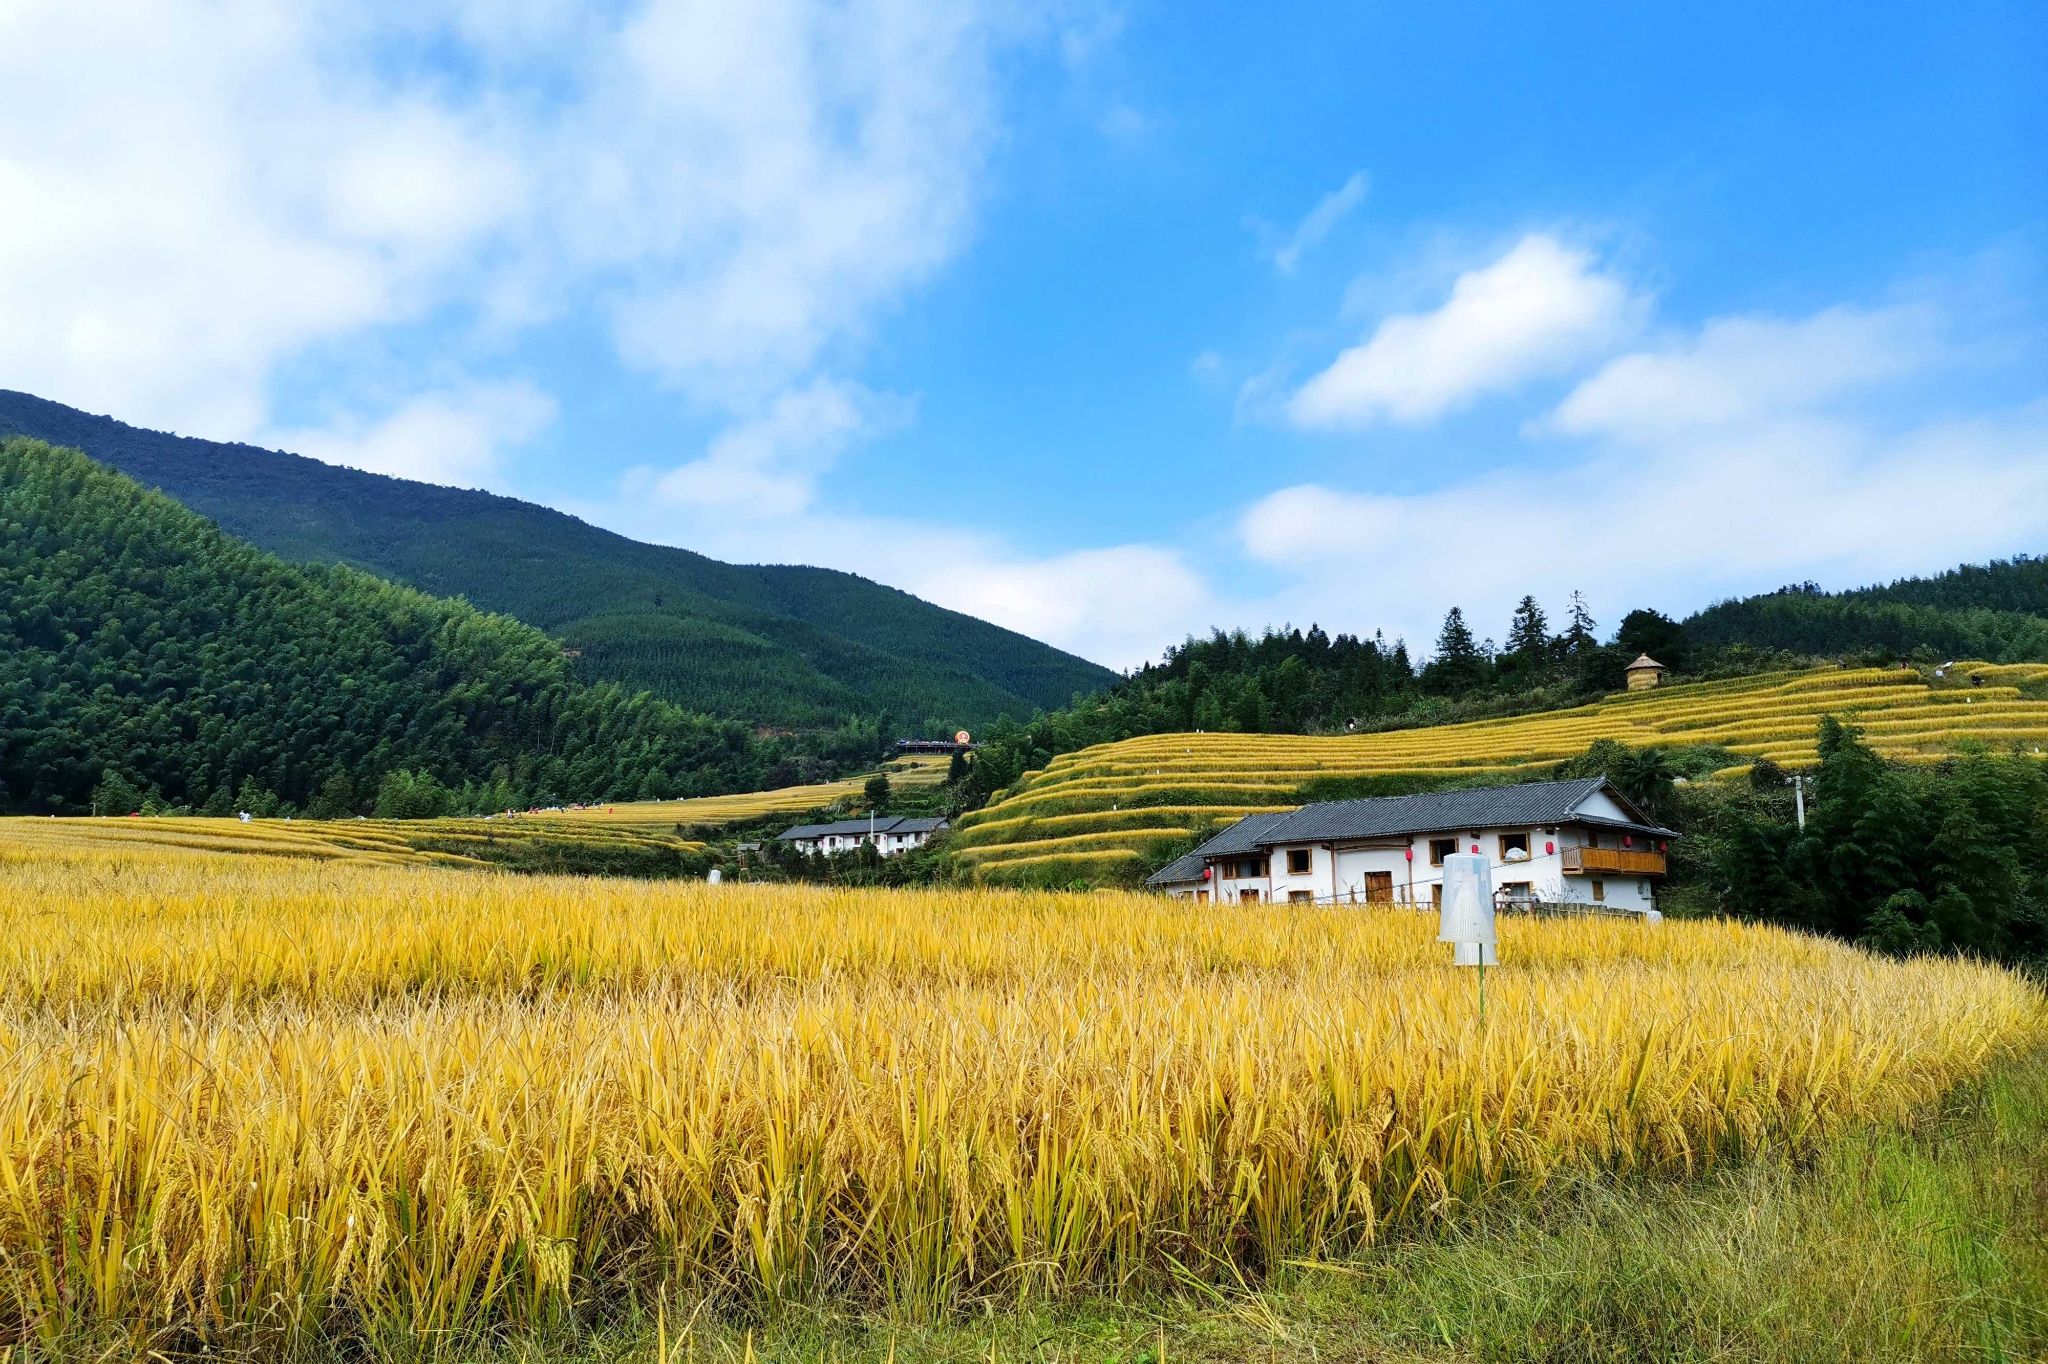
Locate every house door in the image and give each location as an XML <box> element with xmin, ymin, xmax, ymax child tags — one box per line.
<box><xmin>1363</xmin><ymin>871</ymin><xmax>1394</xmax><ymax>903</ymax></box>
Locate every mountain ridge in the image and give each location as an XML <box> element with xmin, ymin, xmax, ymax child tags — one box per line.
<box><xmin>0</xmin><ymin>390</ymin><xmax>1116</xmax><ymax>731</ymax></box>
<box><xmin>0</xmin><ymin>435</ymin><xmax>851</xmax><ymax>814</ymax></box>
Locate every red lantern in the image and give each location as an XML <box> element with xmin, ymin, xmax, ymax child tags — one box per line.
<box><xmin>1659</xmin><ymin>841</ymin><xmax>1669</xmax><ymax>852</ymax></box>
<box><xmin>1404</xmin><ymin>847</ymin><xmax>1413</xmax><ymax>861</ymax></box>
<box><xmin>1201</xmin><ymin>867</ymin><xmax>1212</xmax><ymax>880</ymax></box>
<box><xmin>1545</xmin><ymin>840</ymin><xmax>1555</xmax><ymax>855</ymax></box>
<box><xmin>1470</xmin><ymin>843</ymin><xmax>1480</xmax><ymax>854</ymax></box>
<box><xmin>1623</xmin><ymin>835</ymin><xmax>1633</xmax><ymax>848</ymax></box>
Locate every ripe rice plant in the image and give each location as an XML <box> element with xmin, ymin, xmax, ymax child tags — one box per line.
<box><xmin>0</xmin><ymin>831</ymin><xmax>2040</xmax><ymax>1354</ymax></box>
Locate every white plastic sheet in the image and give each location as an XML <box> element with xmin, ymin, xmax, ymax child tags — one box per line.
<box><xmin>1438</xmin><ymin>851</ymin><xmax>1496</xmax><ymax>966</ymax></box>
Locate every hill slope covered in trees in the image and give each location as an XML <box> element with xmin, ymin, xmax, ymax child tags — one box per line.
<box><xmin>1682</xmin><ymin>556</ymin><xmax>2048</xmax><ymax>660</ymax></box>
<box><xmin>0</xmin><ymin>437</ymin><xmax>874</xmax><ymax>815</ymax></box>
<box><xmin>0</xmin><ymin>391</ymin><xmax>1115</xmax><ymax>732</ymax></box>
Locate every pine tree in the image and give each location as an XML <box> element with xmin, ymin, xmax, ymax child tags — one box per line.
<box><xmin>1562</xmin><ymin>591</ymin><xmax>1598</xmax><ymax>654</ymax></box>
<box><xmin>1435</xmin><ymin>607</ymin><xmax>1477</xmax><ymax>662</ymax></box>
<box><xmin>1425</xmin><ymin>608</ymin><xmax>1487</xmax><ymax>694</ymax></box>
<box><xmin>1505</xmin><ymin>595</ymin><xmax>1550</xmax><ymax>658</ymax></box>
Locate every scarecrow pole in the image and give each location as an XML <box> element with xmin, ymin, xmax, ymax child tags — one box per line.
<box><xmin>1438</xmin><ymin>851</ymin><xmax>1498</xmax><ymax>1025</ymax></box>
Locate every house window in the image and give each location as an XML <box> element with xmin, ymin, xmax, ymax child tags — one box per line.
<box><xmin>1501</xmin><ymin>880</ymin><xmax>1532</xmax><ymax>901</ymax></box>
<box><xmin>1590</xmin><ymin>878</ymin><xmax>1605</xmax><ymax>903</ymax></box>
<box><xmin>1431</xmin><ymin>883</ymin><xmax>1444</xmax><ymax>910</ymax></box>
<box><xmin>1239</xmin><ymin>889</ymin><xmax>1261</xmax><ymax>904</ymax></box>
<box><xmin>1286</xmin><ymin>848</ymin><xmax>1312</xmax><ymax>875</ymax></box>
<box><xmin>1234</xmin><ymin>856</ymin><xmax>1265</xmax><ymax>879</ymax></box>
<box><xmin>1585</xmin><ymin>830</ymin><xmax>1601</xmax><ymax>848</ymax></box>
<box><xmin>1498</xmin><ymin>832</ymin><xmax>1529</xmax><ymax>860</ymax></box>
<box><xmin>1429</xmin><ymin>837</ymin><xmax>1458</xmax><ymax>866</ymax></box>
<box><xmin>1287</xmin><ymin>890</ymin><xmax>1314</xmax><ymax>904</ymax></box>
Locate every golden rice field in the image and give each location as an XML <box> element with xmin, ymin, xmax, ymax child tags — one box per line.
<box><xmin>531</xmin><ymin>753</ymin><xmax>950</xmax><ymax>829</ymax></box>
<box><xmin>954</xmin><ymin>664</ymin><xmax>2048</xmax><ymax>884</ymax></box>
<box><xmin>0</xmin><ymin>828</ymin><xmax>2040</xmax><ymax>1354</ymax></box>
<box><xmin>0</xmin><ymin>810</ymin><xmax>707</xmax><ymax>868</ymax></box>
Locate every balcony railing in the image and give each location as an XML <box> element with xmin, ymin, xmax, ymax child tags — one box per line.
<box><xmin>1562</xmin><ymin>846</ymin><xmax>1667</xmax><ymax>876</ymax></box>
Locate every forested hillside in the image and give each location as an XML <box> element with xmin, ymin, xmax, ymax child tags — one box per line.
<box><xmin>962</xmin><ymin>564</ymin><xmax>2048</xmax><ymax>807</ymax></box>
<box><xmin>0</xmin><ymin>391</ymin><xmax>1115</xmax><ymax>731</ymax></box>
<box><xmin>0</xmin><ymin>437</ymin><xmax>869</xmax><ymax>815</ymax></box>
<box><xmin>1683</xmin><ymin>556</ymin><xmax>2048</xmax><ymax>660</ymax></box>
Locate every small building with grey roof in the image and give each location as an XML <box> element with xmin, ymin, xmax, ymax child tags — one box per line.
<box><xmin>777</xmin><ymin>814</ymin><xmax>950</xmax><ymax>858</ymax></box>
<box><xmin>1144</xmin><ymin>777</ymin><xmax>1674</xmax><ymax>916</ymax></box>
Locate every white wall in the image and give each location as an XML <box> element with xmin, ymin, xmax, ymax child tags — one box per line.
<box><xmin>1225</xmin><ymin>821</ymin><xmax>1661</xmax><ymax>915</ymax></box>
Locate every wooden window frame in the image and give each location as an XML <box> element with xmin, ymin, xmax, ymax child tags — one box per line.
<box><xmin>1428</xmin><ymin>837</ymin><xmax>1457</xmax><ymax>866</ymax></box>
<box><xmin>1497</xmin><ymin>832</ymin><xmax>1529</xmax><ymax>860</ymax></box>
<box><xmin>1286</xmin><ymin>848</ymin><xmax>1312</xmax><ymax>876</ymax></box>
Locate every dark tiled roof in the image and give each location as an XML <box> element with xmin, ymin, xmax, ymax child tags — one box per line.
<box><xmin>1221</xmin><ymin>777</ymin><xmax>1675</xmax><ymax>848</ymax></box>
<box><xmin>888</xmin><ymin>817</ymin><xmax>949</xmax><ymax>834</ymax></box>
<box><xmin>777</xmin><ymin>815</ymin><xmax>950</xmax><ymax>841</ymax></box>
<box><xmin>1191</xmin><ymin>811</ymin><xmax>1291</xmax><ymax>857</ymax></box>
<box><xmin>1144</xmin><ymin>852</ymin><xmax>1210</xmax><ymax>886</ymax></box>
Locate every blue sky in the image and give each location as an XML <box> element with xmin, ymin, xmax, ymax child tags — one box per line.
<box><xmin>3</xmin><ymin>0</ymin><xmax>2043</xmax><ymax>666</ymax></box>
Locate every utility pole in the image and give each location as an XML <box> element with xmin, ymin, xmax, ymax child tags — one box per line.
<box><xmin>1789</xmin><ymin>773</ymin><xmax>1807</xmax><ymax>831</ymax></box>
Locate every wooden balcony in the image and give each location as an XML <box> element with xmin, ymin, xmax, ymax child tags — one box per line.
<box><xmin>1562</xmin><ymin>846</ymin><xmax>1667</xmax><ymax>876</ymax></box>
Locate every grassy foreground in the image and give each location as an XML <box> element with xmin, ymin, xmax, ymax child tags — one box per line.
<box><xmin>472</xmin><ymin>1047</ymin><xmax>2048</xmax><ymax>1364</ymax></box>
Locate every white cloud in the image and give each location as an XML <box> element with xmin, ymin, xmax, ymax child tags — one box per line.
<box><xmin>1269</xmin><ymin>171</ymin><xmax>1368</xmax><ymax>275</ymax></box>
<box><xmin>1287</xmin><ymin>234</ymin><xmax>1644</xmax><ymax>428</ymax></box>
<box><xmin>914</xmin><ymin>545</ymin><xmax>1214</xmax><ymax>670</ymax></box>
<box><xmin>0</xmin><ymin>0</ymin><xmax>1065</xmax><ymax>465</ymax></box>
<box><xmin>580</xmin><ymin>1</ymin><xmax>1004</xmax><ymax>406</ymax></box>
<box><xmin>1245</xmin><ymin>289</ymin><xmax>2048</xmax><ymax>655</ymax></box>
<box><xmin>267</xmin><ymin>382</ymin><xmax>557</xmax><ymax>488</ymax></box>
<box><xmin>1547</xmin><ymin>304</ymin><xmax>1941</xmax><ymax>443</ymax></box>
<box><xmin>653</xmin><ymin>379</ymin><xmax>912</xmax><ymax>515</ymax></box>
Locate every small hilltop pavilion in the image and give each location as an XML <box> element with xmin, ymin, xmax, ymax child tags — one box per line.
<box><xmin>1625</xmin><ymin>654</ymin><xmax>1669</xmax><ymax>690</ymax></box>
<box><xmin>1144</xmin><ymin>776</ymin><xmax>1675</xmax><ymax>917</ymax></box>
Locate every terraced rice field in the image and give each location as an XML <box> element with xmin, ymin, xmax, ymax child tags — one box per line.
<box><xmin>954</xmin><ymin>664</ymin><xmax>2048</xmax><ymax>885</ymax></box>
<box><xmin>0</xmin><ymin>812</ymin><xmax>706</xmax><ymax>869</ymax></box>
<box><xmin>0</xmin><ymin>831</ymin><xmax>2038</xmax><ymax>1353</ymax></box>
<box><xmin>532</xmin><ymin>752</ymin><xmax>951</xmax><ymax>829</ymax></box>
<box><xmin>0</xmin><ymin>755</ymin><xmax>952</xmax><ymax>872</ymax></box>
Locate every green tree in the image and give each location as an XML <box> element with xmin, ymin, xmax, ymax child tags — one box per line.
<box><xmin>1424</xmin><ymin>607</ymin><xmax>1487</xmax><ymax>694</ymax></box>
<box><xmin>1561</xmin><ymin>591</ymin><xmax>1598</xmax><ymax>654</ymax></box>
<box><xmin>1505</xmin><ymin>595</ymin><xmax>1551</xmax><ymax>659</ymax></box>
<box><xmin>234</xmin><ymin>776</ymin><xmax>283</xmax><ymax>818</ymax></box>
<box><xmin>1616</xmin><ymin>607</ymin><xmax>1690</xmax><ymax>670</ymax></box>
<box><xmin>305</xmin><ymin>773</ymin><xmax>357</xmax><ymax>820</ymax></box>
<box><xmin>864</xmin><ymin>772</ymin><xmax>892</xmax><ymax>812</ymax></box>
<box><xmin>374</xmin><ymin>769</ymin><xmax>451</xmax><ymax>820</ymax></box>
<box><xmin>92</xmin><ymin>768</ymin><xmax>145</xmax><ymax>816</ymax></box>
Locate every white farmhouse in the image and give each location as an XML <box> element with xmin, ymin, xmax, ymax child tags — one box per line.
<box><xmin>776</xmin><ymin>815</ymin><xmax>950</xmax><ymax>858</ymax></box>
<box><xmin>1144</xmin><ymin>777</ymin><xmax>1674</xmax><ymax>917</ymax></box>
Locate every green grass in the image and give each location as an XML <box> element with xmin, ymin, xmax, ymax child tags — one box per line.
<box><xmin>311</xmin><ymin>1045</ymin><xmax>2048</xmax><ymax>1364</ymax></box>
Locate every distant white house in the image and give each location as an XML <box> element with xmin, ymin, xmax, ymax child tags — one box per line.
<box><xmin>777</xmin><ymin>815</ymin><xmax>950</xmax><ymax>858</ymax></box>
<box><xmin>1145</xmin><ymin>777</ymin><xmax>1674</xmax><ymax>917</ymax></box>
